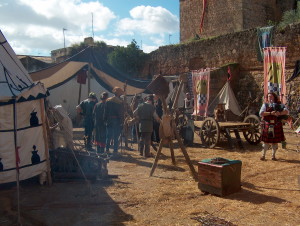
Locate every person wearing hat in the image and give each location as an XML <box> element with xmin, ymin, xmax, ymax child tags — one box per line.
<box><xmin>93</xmin><ymin>92</ymin><xmax>109</xmax><ymax>154</ymax></box>
<box><xmin>133</xmin><ymin>94</ymin><xmax>161</xmax><ymax>157</ymax></box>
<box><xmin>76</xmin><ymin>92</ymin><xmax>98</xmax><ymax>150</ymax></box>
<box><xmin>104</xmin><ymin>87</ymin><xmax>124</xmax><ymax>155</ymax></box>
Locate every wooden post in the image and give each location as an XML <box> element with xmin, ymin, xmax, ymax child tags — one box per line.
<box><xmin>172</xmin><ymin>80</ymin><xmax>183</xmax><ymax>110</ymax></box>
<box><xmin>150</xmin><ymin>138</ymin><xmax>164</xmax><ymax>176</ymax></box>
<box><xmin>40</xmin><ymin>99</ymin><xmax>52</xmax><ymax>186</ymax></box>
<box><xmin>169</xmin><ymin>139</ymin><xmax>176</xmax><ymax>165</ymax></box>
<box><xmin>150</xmin><ymin>83</ymin><xmax>197</xmax><ymax>180</ymax></box>
<box><xmin>173</xmin><ymin>128</ymin><xmax>198</xmax><ymax>180</ymax></box>
<box><xmin>87</xmin><ymin>62</ymin><xmax>91</xmax><ymax>96</ymax></box>
<box><xmin>78</xmin><ymin>83</ymin><xmax>82</xmax><ymax>105</ymax></box>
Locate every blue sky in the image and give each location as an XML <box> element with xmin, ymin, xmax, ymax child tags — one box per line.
<box><xmin>0</xmin><ymin>0</ymin><xmax>179</xmax><ymax>56</ymax></box>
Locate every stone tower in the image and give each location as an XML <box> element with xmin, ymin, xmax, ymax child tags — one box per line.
<box><xmin>180</xmin><ymin>0</ymin><xmax>296</xmax><ymax>42</ymax></box>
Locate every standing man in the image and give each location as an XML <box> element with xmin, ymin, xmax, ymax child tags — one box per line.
<box><xmin>104</xmin><ymin>87</ymin><xmax>124</xmax><ymax>155</ymax></box>
<box><xmin>93</xmin><ymin>92</ymin><xmax>108</xmax><ymax>154</ymax></box>
<box><xmin>76</xmin><ymin>92</ymin><xmax>97</xmax><ymax>150</ymax></box>
<box><xmin>134</xmin><ymin>95</ymin><xmax>161</xmax><ymax>158</ymax></box>
<box><xmin>259</xmin><ymin>92</ymin><xmax>289</xmax><ymax>161</ymax></box>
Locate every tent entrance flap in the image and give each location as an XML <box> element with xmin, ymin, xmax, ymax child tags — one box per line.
<box><xmin>207</xmin><ymin>81</ymin><xmax>242</xmax><ymax>117</ymax></box>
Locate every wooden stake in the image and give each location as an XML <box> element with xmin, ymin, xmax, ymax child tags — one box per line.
<box><xmin>150</xmin><ymin>138</ymin><xmax>164</xmax><ymax>176</ymax></box>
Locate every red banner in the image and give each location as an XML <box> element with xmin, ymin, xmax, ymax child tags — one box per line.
<box><xmin>77</xmin><ymin>70</ymin><xmax>87</xmax><ymax>84</ymax></box>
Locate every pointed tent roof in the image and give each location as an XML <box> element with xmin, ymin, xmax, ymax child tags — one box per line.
<box><xmin>208</xmin><ymin>81</ymin><xmax>242</xmax><ymax>116</ymax></box>
<box><xmin>0</xmin><ymin>30</ymin><xmax>47</xmax><ymax>105</ymax></box>
<box><xmin>30</xmin><ymin>46</ymin><xmax>151</xmax><ymax>95</ymax></box>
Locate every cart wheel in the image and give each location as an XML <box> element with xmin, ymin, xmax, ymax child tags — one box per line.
<box><xmin>243</xmin><ymin>114</ymin><xmax>261</xmax><ymax>145</ymax></box>
<box><xmin>200</xmin><ymin>117</ymin><xmax>220</xmax><ymax>148</ymax></box>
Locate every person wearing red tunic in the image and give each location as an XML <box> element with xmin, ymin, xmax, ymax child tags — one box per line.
<box><xmin>259</xmin><ymin>92</ymin><xmax>289</xmax><ymax>161</ymax></box>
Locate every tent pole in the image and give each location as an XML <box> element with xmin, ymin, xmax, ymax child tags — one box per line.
<box><xmin>40</xmin><ymin>98</ymin><xmax>52</xmax><ymax>186</ymax></box>
<box><xmin>78</xmin><ymin>83</ymin><xmax>82</xmax><ymax>105</ymax></box>
<box><xmin>13</xmin><ymin>98</ymin><xmax>21</xmax><ymax>225</ymax></box>
<box><xmin>87</xmin><ymin>63</ymin><xmax>91</xmax><ymax>95</ymax></box>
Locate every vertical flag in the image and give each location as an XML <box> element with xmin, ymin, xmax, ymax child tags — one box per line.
<box><xmin>263</xmin><ymin>47</ymin><xmax>286</xmax><ymax>103</ymax></box>
<box><xmin>257</xmin><ymin>26</ymin><xmax>274</xmax><ymax>61</ymax></box>
<box><xmin>192</xmin><ymin>69</ymin><xmax>211</xmax><ymax>116</ymax></box>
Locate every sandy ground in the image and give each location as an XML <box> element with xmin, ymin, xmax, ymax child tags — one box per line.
<box><xmin>0</xmin><ymin>126</ymin><xmax>299</xmax><ymax>226</ymax></box>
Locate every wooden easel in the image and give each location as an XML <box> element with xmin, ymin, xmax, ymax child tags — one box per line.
<box><xmin>149</xmin><ymin>77</ymin><xmax>198</xmax><ymax>181</ymax></box>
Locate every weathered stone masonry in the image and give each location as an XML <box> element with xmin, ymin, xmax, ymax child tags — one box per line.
<box><xmin>180</xmin><ymin>0</ymin><xmax>295</xmax><ymax>41</ymax></box>
<box><xmin>143</xmin><ymin>22</ymin><xmax>300</xmax><ymax>109</ymax></box>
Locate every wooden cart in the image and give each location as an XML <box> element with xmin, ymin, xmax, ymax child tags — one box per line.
<box><xmin>194</xmin><ymin>115</ymin><xmax>261</xmax><ymax>148</ymax></box>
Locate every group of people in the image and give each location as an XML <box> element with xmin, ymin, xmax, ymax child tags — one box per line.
<box><xmin>76</xmin><ymin>87</ymin><xmax>124</xmax><ymax>155</ymax></box>
<box><xmin>76</xmin><ymin>86</ymin><xmax>290</xmax><ymax>161</ymax></box>
<box><xmin>76</xmin><ymin>87</ymin><xmax>164</xmax><ymax>158</ymax></box>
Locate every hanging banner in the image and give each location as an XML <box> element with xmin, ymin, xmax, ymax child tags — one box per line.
<box><xmin>77</xmin><ymin>69</ymin><xmax>87</xmax><ymax>84</ymax></box>
<box><xmin>257</xmin><ymin>26</ymin><xmax>274</xmax><ymax>61</ymax></box>
<box><xmin>263</xmin><ymin>47</ymin><xmax>287</xmax><ymax>103</ymax></box>
<box><xmin>192</xmin><ymin>69</ymin><xmax>211</xmax><ymax>116</ymax></box>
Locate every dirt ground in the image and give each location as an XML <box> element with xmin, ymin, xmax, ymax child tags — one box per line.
<box><xmin>1</xmin><ymin>126</ymin><xmax>299</xmax><ymax>226</ymax></box>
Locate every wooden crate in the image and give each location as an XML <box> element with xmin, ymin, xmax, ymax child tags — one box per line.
<box><xmin>198</xmin><ymin>158</ymin><xmax>242</xmax><ymax>196</ymax></box>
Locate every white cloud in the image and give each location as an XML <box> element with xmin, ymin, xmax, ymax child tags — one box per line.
<box><xmin>0</xmin><ymin>0</ymin><xmax>117</xmax><ymax>55</ymax></box>
<box><xmin>116</xmin><ymin>6</ymin><xmax>179</xmax><ymax>35</ymax></box>
<box><xmin>18</xmin><ymin>0</ymin><xmax>115</xmax><ymax>31</ymax></box>
<box><xmin>142</xmin><ymin>44</ymin><xmax>159</xmax><ymax>53</ymax></box>
<box><xmin>0</xmin><ymin>1</ymin><xmax>178</xmax><ymax>56</ymax></box>
<box><xmin>149</xmin><ymin>35</ymin><xmax>165</xmax><ymax>46</ymax></box>
<box><xmin>97</xmin><ymin>37</ymin><xmax>130</xmax><ymax>47</ymax></box>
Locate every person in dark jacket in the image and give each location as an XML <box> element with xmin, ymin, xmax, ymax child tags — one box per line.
<box><xmin>134</xmin><ymin>95</ymin><xmax>161</xmax><ymax>157</ymax></box>
<box><xmin>104</xmin><ymin>87</ymin><xmax>124</xmax><ymax>155</ymax></box>
<box><xmin>76</xmin><ymin>92</ymin><xmax>97</xmax><ymax>150</ymax></box>
<box><xmin>93</xmin><ymin>92</ymin><xmax>108</xmax><ymax>153</ymax></box>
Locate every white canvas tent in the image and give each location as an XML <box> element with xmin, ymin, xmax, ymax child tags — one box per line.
<box><xmin>0</xmin><ymin>30</ymin><xmax>50</xmax><ymax>184</ymax></box>
<box><xmin>207</xmin><ymin>81</ymin><xmax>242</xmax><ymax>117</ymax></box>
<box><xmin>30</xmin><ymin>47</ymin><xmax>151</xmax><ymax>120</ymax></box>
<box><xmin>164</xmin><ymin>75</ymin><xmax>185</xmax><ymax>108</ymax></box>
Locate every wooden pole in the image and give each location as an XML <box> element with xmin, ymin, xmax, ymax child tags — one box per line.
<box><xmin>40</xmin><ymin>98</ymin><xmax>52</xmax><ymax>186</ymax></box>
<box><xmin>174</xmin><ymin>129</ymin><xmax>198</xmax><ymax>181</ymax></box>
<box><xmin>78</xmin><ymin>83</ymin><xmax>82</xmax><ymax>105</ymax></box>
<box><xmin>87</xmin><ymin>63</ymin><xmax>91</xmax><ymax>96</ymax></box>
<box><xmin>169</xmin><ymin>139</ymin><xmax>176</xmax><ymax>165</ymax></box>
<box><xmin>172</xmin><ymin>80</ymin><xmax>183</xmax><ymax>110</ymax></box>
<box><xmin>150</xmin><ymin>138</ymin><xmax>164</xmax><ymax>176</ymax></box>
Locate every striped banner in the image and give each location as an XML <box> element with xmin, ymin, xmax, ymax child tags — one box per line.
<box><xmin>263</xmin><ymin>47</ymin><xmax>287</xmax><ymax>103</ymax></box>
<box><xmin>192</xmin><ymin>69</ymin><xmax>211</xmax><ymax>116</ymax></box>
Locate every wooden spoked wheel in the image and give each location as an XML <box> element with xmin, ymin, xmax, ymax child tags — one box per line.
<box><xmin>200</xmin><ymin>117</ymin><xmax>220</xmax><ymax>148</ymax></box>
<box><xmin>243</xmin><ymin>114</ymin><xmax>261</xmax><ymax>145</ymax></box>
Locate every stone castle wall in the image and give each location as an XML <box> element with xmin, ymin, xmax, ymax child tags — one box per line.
<box><xmin>144</xmin><ymin>22</ymin><xmax>300</xmax><ymax>109</ymax></box>
<box><xmin>180</xmin><ymin>0</ymin><xmax>296</xmax><ymax>42</ymax></box>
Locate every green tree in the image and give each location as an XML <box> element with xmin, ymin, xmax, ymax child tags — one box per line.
<box><xmin>69</xmin><ymin>40</ymin><xmax>110</xmax><ymax>60</ymax></box>
<box><xmin>278</xmin><ymin>2</ymin><xmax>300</xmax><ymax>30</ymax></box>
<box><xmin>108</xmin><ymin>39</ymin><xmax>147</xmax><ymax>77</ymax></box>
